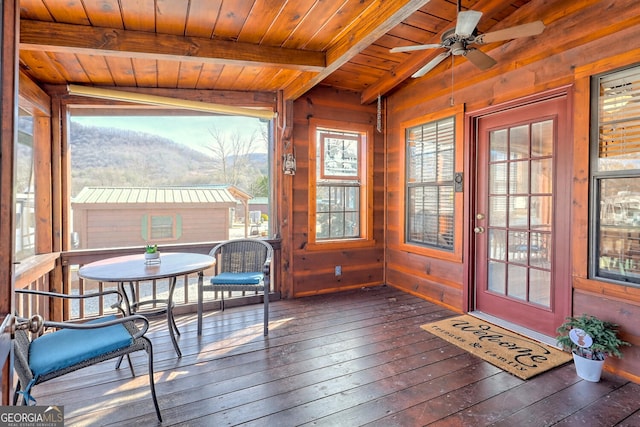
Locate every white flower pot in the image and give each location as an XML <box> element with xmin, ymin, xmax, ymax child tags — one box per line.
<box><xmin>144</xmin><ymin>252</ymin><xmax>160</xmax><ymax>264</ymax></box>
<box><xmin>572</xmin><ymin>352</ymin><xmax>605</xmax><ymax>382</ymax></box>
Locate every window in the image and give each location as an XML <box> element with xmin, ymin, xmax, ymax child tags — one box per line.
<box><xmin>148</xmin><ymin>214</ymin><xmax>178</xmax><ymax>240</ymax></box>
<box><xmin>591</xmin><ymin>64</ymin><xmax>640</xmax><ymax>285</ymax></box>
<box><xmin>14</xmin><ymin>108</ymin><xmax>35</xmax><ymax>261</ymax></box>
<box><xmin>406</xmin><ymin>116</ymin><xmax>455</xmax><ymax>251</ymax></box>
<box><xmin>68</xmin><ymin>114</ymin><xmax>271</xmax><ymax>250</ymax></box>
<box><xmin>309</xmin><ymin>120</ymin><xmax>373</xmax><ymax>246</ymax></box>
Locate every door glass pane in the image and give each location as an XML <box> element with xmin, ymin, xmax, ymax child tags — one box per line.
<box><xmin>509</xmin><ymin>125</ymin><xmax>529</xmax><ymax>160</ymax></box>
<box><xmin>509</xmin><ymin>196</ymin><xmax>529</xmax><ymax>227</ymax></box>
<box><xmin>530</xmin><ymin>269</ymin><xmax>551</xmax><ymax>306</ymax></box>
<box><xmin>510</xmin><ymin>160</ymin><xmax>529</xmax><ymax>194</ymax></box>
<box><xmin>530</xmin><ymin>232</ymin><xmax>551</xmax><ymax>268</ymax></box>
<box><xmin>532</xmin><ymin>120</ymin><xmax>553</xmax><ymax>157</ymax></box>
<box><xmin>488</xmin><ymin>261</ymin><xmax>506</xmax><ymax>294</ymax></box>
<box><xmin>507</xmin><ymin>264</ymin><xmax>528</xmax><ymax>300</ymax></box>
<box><xmin>531</xmin><ymin>158</ymin><xmax>552</xmax><ymax>193</ymax></box>
<box><xmin>531</xmin><ymin>195</ymin><xmax>552</xmax><ymax>230</ymax></box>
<box><xmin>490</xmin><ymin>163</ymin><xmax>507</xmax><ymax>194</ymax></box>
<box><xmin>489</xmin><ymin>196</ymin><xmax>507</xmax><ymax>227</ymax></box>
<box><xmin>489</xmin><ymin>229</ymin><xmax>506</xmax><ymax>261</ymax></box>
<box><xmin>508</xmin><ymin>231</ymin><xmax>528</xmax><ymax>264</ymax></box>
<box><xmin>490</xmin><ymin>129</ymin><xmax>508</xmax><ymax>161</ymax></box>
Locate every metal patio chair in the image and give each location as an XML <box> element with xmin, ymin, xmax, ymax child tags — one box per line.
<box><xmin>13</xmin><ymin>289</ymin><xmax>162</xmax><ymax>422</ymax></box>
<box><xmin>197</xmin><ymin>238</ymin><xmax>273</xmax><ymax>336</ymax></box>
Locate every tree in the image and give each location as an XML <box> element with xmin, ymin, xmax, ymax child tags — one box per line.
<box><xmin>206</xmin><ymin>124</ymin><xmax>268</xmax><ymax>191</ymax></box>
<box><xmin>250</xmin><ymin>175</ymin><xmax>269</xmax><ymax>198</ymax></box>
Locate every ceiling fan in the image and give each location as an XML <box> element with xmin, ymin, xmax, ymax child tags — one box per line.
<box><xmin>390</xmin><ymin>7</ymin><xmax>545</xmax><ymax>78</ymax></box>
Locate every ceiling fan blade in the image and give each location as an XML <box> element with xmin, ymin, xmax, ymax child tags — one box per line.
<box><xmin>464</xmin><ymin>48</ymin><xmax>497</xmax><ymax>70</ymax></box>
<box><xmin>477</xmin><ymin>21</ymin><xmax>545</xmax><ymax>44</ymax></box>
<box><xmin>412</xmin><ymin>52</ymin><xmax>451</xmax><ymax>78</ymax></box>
<box><xmin>390</xmin><ymin>44</ymin><xmax>443</xmax><ymax>53</ymax></box>
<box><xmin>456</xmin><ymin>10</ymin><xmax>482</xmax><ymax>37</ymax></box>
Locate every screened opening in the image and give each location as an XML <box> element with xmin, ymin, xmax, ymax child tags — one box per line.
<box><xmin>68</xmin><ymin>113</ymin><xmax>272</xmax><ymax>250</ymax></box>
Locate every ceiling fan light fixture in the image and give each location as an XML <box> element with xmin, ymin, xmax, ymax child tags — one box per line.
<box><xmin>450</xmin><ymin>42</ymin><xmax>466</xmax><ymax>56</ymax></box>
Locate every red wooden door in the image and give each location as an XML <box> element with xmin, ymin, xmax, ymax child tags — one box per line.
<box><xmin>474</xmin><ymin>94</ymin><xmax>571</xmax><ymax>337</ymax></box>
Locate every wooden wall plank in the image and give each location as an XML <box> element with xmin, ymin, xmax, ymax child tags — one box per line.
<box><xmin>289</xmin><ymin>86</ymin><xmax>384</xmax><ymax>297</ymax></box>
<box><xmin>384</xmin><ymin>0</ymin><xmax>640</xmax><ymax>382</ymax></box>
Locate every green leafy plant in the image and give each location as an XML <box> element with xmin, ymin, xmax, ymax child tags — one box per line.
<box><xmin>145</xmin><ymin>244</ymin><xmax>158</xmax><ymax>254</ymax></box>
<box><xmin>556</xmin><ymin>314</ymin><xmax>630</xmax><ymax>360</ymax></box>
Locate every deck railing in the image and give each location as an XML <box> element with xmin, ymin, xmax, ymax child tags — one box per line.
<box><xmin>14</xmin><ymin>240</ymin><xmax>280</xmax><ymax>322</ymax></box>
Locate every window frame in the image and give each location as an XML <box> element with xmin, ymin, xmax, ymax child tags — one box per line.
<box><xmin>589</xmin><ymin>63</ymin><xmax>640</xmax><ymax>287</ymax></box>
<box><xmin>400</xmin><ymin>105</ymin><xmax>464</xmax><ymax>262</ymax></box>
<box><xmin>307</xmin><ymin>118</ymin><xmax>374</xmax><ymax>250</ymax></box>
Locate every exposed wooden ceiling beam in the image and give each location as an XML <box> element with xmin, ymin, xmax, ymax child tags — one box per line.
<box><xmin>20</xmin><ymin>20</ymin><xmax>326</xmax><ymax>72</ymax></box>
<box><xmin>282</xmin><ymin>0</ymin><xmax>433</xmax><ymax>101</ymax></box>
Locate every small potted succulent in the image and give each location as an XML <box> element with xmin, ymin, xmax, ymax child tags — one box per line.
<box><xmin>556</xmin><ymin>314</ymin><xmax>630</xmax><ymax>382</ymax></box>
<box><xmin>144</xmin><ymin>244</ymin><xmax>160</xmax><ymax>264</ymax></box>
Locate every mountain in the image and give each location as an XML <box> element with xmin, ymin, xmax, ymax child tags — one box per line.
<box><xmin>70</xmin><ymin>122</ymin><xmax>267</xmax><ymax>197</ymax></box>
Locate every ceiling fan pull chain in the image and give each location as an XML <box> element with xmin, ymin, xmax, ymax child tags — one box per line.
<box><xmin>450</xmin><ymin>55</ymin><xmax>455</xmax><ymax>106</ymax></box>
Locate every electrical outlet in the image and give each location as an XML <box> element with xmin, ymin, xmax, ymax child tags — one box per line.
<box><xmin>335</xmin><ymin>265</ymin><xmax>342</xmax><ymax>276</ymax></box>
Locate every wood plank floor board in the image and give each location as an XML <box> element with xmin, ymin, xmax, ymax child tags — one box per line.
<box><xmin>486</xmin><ymin>373</ymin><xmax>629</xmax><ymax>427</ymax></box>
<box><xmin>201</xmin><ymin>346</ymin><xmax>474</xmax><ymax>426</ymax></box>
<box><xmin>24</xmin><ymin>285</ymin><xmax>639</xmax><ymax>426</ymax></box>
<box><xmin>551</xmin><ymin>382</ymin><xmax>640</xmax><ymax>426</ymax></box>
<box><xmin>38</xmin><ymin>288</ymin><xmax>442</xmax><ymax>396</ymax></box>
<box><xmin>38</xmin><ymin>300</ymin><xmax>445</xmax><ymax>412</ymax></box>
<box><xmin>301</xmin><ymin>359</ymin><xmax>507</xmax><ymax>426</ymax></box>
<box><xmin>405</xmin><ymin>362</ymin><xmax>581</xmax><ymax>426</ymax></box>
<box><xmin>108</xmin><ymin>325</ymin><xmax>458</xmax><ymax>424</ymax></box>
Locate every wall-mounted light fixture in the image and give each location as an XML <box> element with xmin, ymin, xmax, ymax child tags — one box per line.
<box><xmin>67</xmin><ymin>84</ymin><xmax>276</xmax><ymax>120</ymax></box>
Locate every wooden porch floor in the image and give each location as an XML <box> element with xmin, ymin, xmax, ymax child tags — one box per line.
<box><xmin>34</xmin><ymin>285</ymin><xmax>640</xmax><ymax>426</ymax></box>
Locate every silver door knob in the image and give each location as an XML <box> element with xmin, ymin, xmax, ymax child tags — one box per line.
<box><xmin>473</xmin><ymin>226</ymin><xmax>485</xmax><ymax>234</ymax></box>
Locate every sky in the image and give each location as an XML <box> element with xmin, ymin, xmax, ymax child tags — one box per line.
<box><xmin>71</xmin><ymin>115</ymin><xmax>269</xmax><ymax>155</ymax></box>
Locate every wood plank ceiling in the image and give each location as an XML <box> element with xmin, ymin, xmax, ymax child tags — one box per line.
<box><xmin>18</xmin><ymin>0</ymin><xmax>531</xmax><ymax>105</ymax></box>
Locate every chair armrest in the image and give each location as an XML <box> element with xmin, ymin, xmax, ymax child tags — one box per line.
<box><xmin>16</xmin><ymin>288</ymin><xmax>125</xmax><ymax>313</ymax></box>
<box><xmin>16</xmin><ymin>288</ymin><xmax>123</xmax><ymax>301</ymax></box>
<box><xmin>263</xmin><ymin>256</ymin><xmax>272</xmax><ymax>275</ymax></box>
<box><xmin>19</xmin><ymin>314</ymin><xmax>150</xmax><ymax>340</ymax></box>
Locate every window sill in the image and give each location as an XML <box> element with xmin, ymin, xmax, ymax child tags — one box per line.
<box><xmin>306</xmin><ymin>238</ymin><xmax>376</xmax><ymax>251</ymax></box>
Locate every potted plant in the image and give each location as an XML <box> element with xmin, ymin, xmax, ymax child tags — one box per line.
<box><xmin>556</xmin><ymin>314</ymin><xmax>630</xmax><ymax>382</ymax></box>
<box><xmin>144</xmin><ymin>244</ymin><xmax>160</xmax><ymax>264</ymax></box>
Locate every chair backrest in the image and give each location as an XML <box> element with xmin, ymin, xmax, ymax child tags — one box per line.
<box><xmin>209</xmin><ymin>239</ymin><xmax>273</xmax><ymax>274</ymax></box>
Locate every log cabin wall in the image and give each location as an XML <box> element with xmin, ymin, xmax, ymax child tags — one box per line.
<box><xmin>288</xmin><ymin>86</ymin><xmax>385</xmax><ymax>297</ymax></box>
<box><xmin>384</xmin><ymin>0</ymin><xmax>640</xmax><ymax>381</ymax></box>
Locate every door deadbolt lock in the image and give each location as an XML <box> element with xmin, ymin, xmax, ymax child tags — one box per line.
<box><xmin>473</xmin><ymin>226</ymin><xmax>485</xmax><ymax>234</ymax></box>
<box><xmin>476</xmin><ymin>213</ymin><xmax>485</xmax><ymax>220</ymax></box>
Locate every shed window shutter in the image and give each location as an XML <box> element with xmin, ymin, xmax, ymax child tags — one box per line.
<box><xmin>141</xmin><ymin>214</ymin><xmax>148</xmax><ymax>240</ymax></box>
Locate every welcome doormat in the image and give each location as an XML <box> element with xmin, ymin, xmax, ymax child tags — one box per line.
<box><xmin>421</xmin><ymin>315</ymin><xmax>572</xmax><ymax>380</ymax></box>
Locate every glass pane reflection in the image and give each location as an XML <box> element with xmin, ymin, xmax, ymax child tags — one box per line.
<box><xmin>488</xmin><ymin>261</ymin><xmax>506</xmax><ymax>294</ymax></box>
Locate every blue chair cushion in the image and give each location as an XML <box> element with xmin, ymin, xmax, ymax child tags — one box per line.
<box><xmin>29</xmin><ymin>315</ymin><xmax>133</xmax><ymax>377</ymax></box>
<box><xmin>211</xmin><ymin>272</ymin><xmax>263</xmax><ymax>285</ymax></box>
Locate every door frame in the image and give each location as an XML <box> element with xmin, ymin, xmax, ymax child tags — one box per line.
<box><xmin>463</xmin><ymin>86</ymin><xmax>574</xmax><ymax>335</ymax></box>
